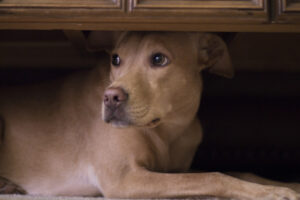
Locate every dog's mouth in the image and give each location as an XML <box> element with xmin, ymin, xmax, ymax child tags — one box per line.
<box><xmin>103</xmin><ymin>105</ymin><xmax>132</xmax><ymax>128</ymax></box>
<box><xmin>103</xmin><ymin>102</ymin><xmax>162</xmax><ymax>128</ymax></box>
<box><xmin>106</xmin><ymin>116</ymin><xmax>161</xmax><ymax>128</ymax></box>
<box><xmin>106</xmin><ymin>118</ymin><xmax>131</xmax><ymax>128</ymax></box>
<box><xmin>104</xmin><ymin>108</ymin><xmax>161</xmax><ymax>128</ymax></box>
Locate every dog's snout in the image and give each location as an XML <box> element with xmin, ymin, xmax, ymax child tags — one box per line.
<box><xmin>104</xmin><ymin>87</ymin><xmax>128</xmax><ymax>108</ymax></box>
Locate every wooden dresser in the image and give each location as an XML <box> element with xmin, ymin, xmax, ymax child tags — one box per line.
<box><xmin>0</xmin><ymin>0</ymin><xmax>300</xmax><ymax>32</ymax></box>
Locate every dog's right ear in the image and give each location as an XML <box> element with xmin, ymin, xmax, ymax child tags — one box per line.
<box><xmin>87</xmin><ymin>31</ymin><xmax>122</xmax><ymax>52</ymax></box>
<box><xmin>197</xmin><ymin>33</ymin><xmax>234</xmax><ymax>78</ymax></box>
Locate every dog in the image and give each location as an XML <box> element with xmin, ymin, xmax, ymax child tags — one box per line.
<box><xmin>0</xmin><ymin>32</ymin><xmax>300</xmax><ymax>200</ymax></box>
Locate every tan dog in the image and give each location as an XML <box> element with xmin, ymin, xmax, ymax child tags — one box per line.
<box><xmin>0</xmin><ymin>32</ymin><xmax>299</xmax><ymax>200</ymax></box>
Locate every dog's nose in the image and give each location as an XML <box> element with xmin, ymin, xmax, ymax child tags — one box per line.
<box><xmin>104</xmin><ymin>87</ymin><xmax>128</xmax><ymax>108</ymax></box>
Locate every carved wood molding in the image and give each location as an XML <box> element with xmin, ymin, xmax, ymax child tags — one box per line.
<box><xmin>0</xmin><ymin>0</ymin><xmax>299</xmax><ymax>31</ymax></box>
<box><xmin>131</xmin><ymin>0</ymin><xmax>264</xmax><ymax>10</ymax></box>
<box><xmin>276</xmin><ymin>0</ymin><xmax>300</xmax><ymax>23</ymax></box>
<box><xmin>0</xmin><ymin>0</ymin><xmax>122</xmax><ymax>9</ymax></box>
<box><xmin>127</xmin><ymin>0</ymin><xmax>268</xmax><ymax>24</ymax></box>
<box><xmin>281</xmin><ymin>0</ymin><xmax>300</xmax><ymax>11</ymax></box>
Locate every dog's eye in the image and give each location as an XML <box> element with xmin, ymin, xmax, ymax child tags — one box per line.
<box><xmin>112</xmin><ymin>54</ymin><xmax>121</xmax><ymax>67</ymax></box>
<box><xmin>151</xmin><ymin>53</ymin><xmax>169</xmax><ymax>67</ymax></box>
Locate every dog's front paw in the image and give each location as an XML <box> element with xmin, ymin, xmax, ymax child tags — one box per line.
<box><xmin>0</xmin><ymin>177</ymin><xmax>26</xmax><ymax>194</ymax></box>
<box><xmin>260</xmin><ymin>185</ymin><xmax>300</xmax><ymax>200</ymax></box>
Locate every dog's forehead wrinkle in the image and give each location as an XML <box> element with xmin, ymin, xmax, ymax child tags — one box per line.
<box><xmin>113</xmin><ymin>34</ymin><xmax>144</xmax><ymax>61</ymax></box>
<box><xmin>144</xmin><ymin>35</ymin><xmax>182</xmax><ymax>57</ymax></box>
<box><xmin>114</xmin><ymin>33</ymin><xmax>197</xmax><ymax>73</ymax></box>
<box><xmin>115</xmin><ymin>32</ymin><xmax>144</xmax><ymax>49</ymax></box>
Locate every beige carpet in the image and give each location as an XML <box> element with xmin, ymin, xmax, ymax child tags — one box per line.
<box><xmin>0</xmin><ymin>195</ymin><xmax>229</xmax><ymax>200</ymax></box>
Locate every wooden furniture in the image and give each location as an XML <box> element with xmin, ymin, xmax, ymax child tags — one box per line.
<box><xmin>0</xmin><ymin>0</ymin><xmax>299</xmax><ymax>32</ymax></box>
<box><xmin>276</xmin><ymin>0</ymin><xmax>300</xmax><ymax>23</ymax></box>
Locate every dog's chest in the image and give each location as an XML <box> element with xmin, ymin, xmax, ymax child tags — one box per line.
<box><xmin>25</xmin><ymin>165</ymin><xmax>101</xmax><ymax>196</ymax></box>
<box><xmin>148</xmin><ymin>132</ymin><xmax>195</xmax><ymax>172</ymax></box>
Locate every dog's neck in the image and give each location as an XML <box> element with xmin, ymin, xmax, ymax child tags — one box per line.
<box><xmin>154</xmin><ymin>94</ymin><xmax>201</xmax><ymax>144</ymax></box>
<box><xmin>149</xmin><ymin>110</ymin><xmax>198</xmax><ymax>145</ymax></box>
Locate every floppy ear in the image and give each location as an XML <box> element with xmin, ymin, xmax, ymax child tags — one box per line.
<box><xmin>198</xmin><ymin>33</ymin><xmax>234</xmax><ymax>78</ymax></box>
<box><xmin>86</xmin><ymin>31</ymin><xmax>123</xmax><ymax>52</ymax></box>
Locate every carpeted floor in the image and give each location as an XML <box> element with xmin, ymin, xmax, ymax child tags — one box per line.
<box><xmin>0</xmin><ymin>195</ymin><xmax>229</xmax><ymax>200</ymax></box>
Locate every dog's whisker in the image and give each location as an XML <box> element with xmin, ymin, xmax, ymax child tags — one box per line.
<box><xmin>128</xmin><ymin>108</ymin><xmax>149</xmax><ymax>119</ymax></box>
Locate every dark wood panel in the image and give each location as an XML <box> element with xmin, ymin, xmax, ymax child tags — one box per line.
<box><xmin>0</xmin><ymin>0</ymin><xmax>126</xmax><ymax>25</ymax></box>
<box><xmin>128</xmin><ymin>0</ymin><xmax>268</xmax><ymax>24</ymax></box>
<box><xmin>0</xmin><ymin>0</ymin><xmax>270</xmax><ymax>30</ymax></box>
<box><xmin>276</xmin><ymin>0</ymin><xmax>300</xmax><ymax>23</ymax></box>
<box><xmin>131</xmin><ymin>0</ymin><xmax>264</xmax><ymax>9</ymax></box>
<box><xmin>2</xmin><ymin>22</ymin><xmax>300</xmax><ymax>32</ymax></box>
<box><xmin>282</xmin><ymin>0</ymin><xmax>300</xmax><ymax>11</ymax></box>
<box><xmin>0</xmin><ymin>0</ymin><xmax>122</xmax><ymax>8</ymax></box>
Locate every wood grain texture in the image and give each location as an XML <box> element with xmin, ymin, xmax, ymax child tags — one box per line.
<box><xmin>127</xmin><ymin>0</ymin><xmax>267</xmax><ymax>24</ymax></box>
<box><xmin>131</xmin><ymin>0</ymin><xmax>263</xmax><ymax>9</ymax></box>
<box><xmin>127</xmin><ymin>8</ymin><xmax>267</xmax><ymax>26</ymax></box>
<box><xmin>0</xmin><ymin>0</ymin><xmax>121</xmax><ymax>8</ymax></box>
<box><xmin>282</xmin><ymin>0</ymin><xmax>300</xmax><ymax>11</ymax></box>
<box><xmin>0</xmin><ymin>0</ymin><xmax>270</xmax><ymax>31</ymax></box>
<box><xmin>0</xmin><ymin>1</ymin><xmax>298</xmax><ymax>34</ymax></box>
<box><xmin>2</xmin><ymin>22</ymin><xmax>300</xmax><ymax>32</ymax></box>
<box><xmin>276</xmin><ymin>0</ymin><xmax>300</xmax><ymax>23</ymax></box>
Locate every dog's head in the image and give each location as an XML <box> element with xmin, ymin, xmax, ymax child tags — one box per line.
<box><xmin>88</xmin><ymin>32</ymin><xmax>233</xmax><ymax>128</ymax></box>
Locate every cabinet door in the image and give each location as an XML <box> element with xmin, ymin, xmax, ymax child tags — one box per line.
<box><xmin>0</xmin><ymin>0</ymin><xmax>121</xmax><ymax>8</ymax></box>
<box><xmin>276</xmin><ymin>0</ymin><xmax>300</xmax><ymax>23</ymax></box>
<box><xmin>129</xmin><ymin>0</ymin><xmax>268</xmax><ymax>24</ymax></box>
<box><xmin>0</xmin><ymin>0</ymin><xmax>125</xmax><ymax>26</ymax></box>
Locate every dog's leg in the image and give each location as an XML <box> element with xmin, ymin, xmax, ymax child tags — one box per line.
<box><xmin>0</xmin><ymin>177</ymin><xmax>26</xmax><ymax>194</ymax></box>
<box><xmin>229</xmin><ymin>172</ymin><xmax>300</xmax><ymax>193</ymax></box>
<box><xmin>103</xmin><ymin>168</ymin><xmax>299</xmax><ymax>200</ymax></box>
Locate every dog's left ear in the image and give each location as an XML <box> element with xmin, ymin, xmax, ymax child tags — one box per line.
<box><xmin>197</xmin><ymin>33</ymin><xmax>234</xmax><ymax>78</ymax></box>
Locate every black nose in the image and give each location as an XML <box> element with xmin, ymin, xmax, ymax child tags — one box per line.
<box><xmin>104</xmin><ymin>87</ymin><xmax>128</xmax><ymax>108</ymax></box>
